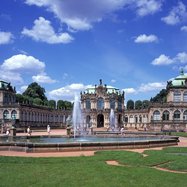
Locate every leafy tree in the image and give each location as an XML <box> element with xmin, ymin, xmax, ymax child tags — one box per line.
<box><xmin>33</xmin><ymin>98</ymin><xmax>43</xmax><ymax>105</ymax></box>
<box><xmin>142</xmin><ymin>100</ymin><xmax>150</xmax><ymax>109</ymax></box>
<box><xmin>57</xmin><ymin>100</ymin><xmax>65</xmax><ymax>109</ymax></box>
<box><xmin>23</xmin><ymin>82</ymin><xmax>47</xmax><ymax>101</ymax></box>
<box><xmin>48</xmin><ymin>100</ymin><xmax>56</xmax><ymax>109</ymax></box>
<box><xmin>135</xmin><ymin>100</ymin><xmax>142</xmax><ymax>110</ymax></box>
<box><xmin>16</xmin><ymin>94</ymin><xmax>24</xmax><ymax>103</ymax></box>
<box><xmin>150</xmin><ymin>89</ymin><xmax>167</xmax><ymax>103</ymax></box>
<box><xmin>64</xmin><ymin>101</ymin><xmax>73</xmax><ymax>110</ymax></box>
<box><xmin>126</xmin><ymin>100</ymin><xmax>134</xmax><ymax>110</ymax></box>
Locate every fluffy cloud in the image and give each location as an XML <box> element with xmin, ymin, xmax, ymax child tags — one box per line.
<box><xmin>25</xmin><ymin>0</ymin><xmax>162</xmax><ymax>31</ymax></box>
<box><xmin>1</xmin><ymin>54</ymin><xmax>45</xmax><ymax>72</ymax></box>
<box><xmin>138</xmin><ymin>82</ymin><xmax>166</xmax><ymax>92</ymax></box>
<box><xmin>0</xmin><ymin>54</ymin><xmax>55</xmax><ymax>85</ymax></box>
<box><xmin>0</xmin><ymin>70</ymin><xmax>23</xmax><ymax>84</ymax></box>
<box><xmin>135</xmin><ymin>0</ymin><xmax>162</xmax><ymax>17</ymax></box>
<box><xmin>134</xmin><ymin>34</ymin><xmax>158</xmax><ymax>43</ymax></box>
<box><xmin>181</xmin><ymin>25</ymin><xmax>187</xmax><ymax>31</ymax></box>
<box><xmin>48</xmin><ymin>83</ymin><xmax>91</xmax><ymax>100</ymax></box>
<box><xmin>0</xmin><ymin>31</ymin><xmax>13</xmax><ymax>44</ymax></box>
<box><xmin>151</xmin><ymin>54</ymin><xmax>173</xmax><ymax>65</ymax></box>
<box><xmin>152</xmin><ymin>52</ymin><xmax>187</xmax><ymax>65</ymax></box>
<box><xmin>161</xmin><ymin>1</ymin><xmax>187</xmax><ymax>25</ymax></box>
<box><xmin>32</xmin><ymin>73</ymin><xmax>57</xmax><ymax>84</ymax></box>
<box><xmin>22</xmin><ymin>17</ymin><xmax>73</xmax><ymax>44</ymax></box>
<box><xmin>122</xmin><ymin>88</ymin><xmax>136</xmax><ymax>94</ymax></box>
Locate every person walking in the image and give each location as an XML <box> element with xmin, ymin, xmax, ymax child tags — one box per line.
<box><xmin>47</xmin><ymin>125</ymin><xmax>50</xmax><ymax>135</ymax></box>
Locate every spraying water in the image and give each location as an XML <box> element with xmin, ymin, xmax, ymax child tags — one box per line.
<box><xmin>72</xmin><ymin>95</ymin><xmax>83</xmax><ymax>138</ymax></box>
<box><xmin>109</xmin><ymin>109</ymin><xmax>115</xmax><ymax>131</ymax></box>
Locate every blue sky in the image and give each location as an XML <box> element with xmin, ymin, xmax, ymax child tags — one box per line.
<box><xmin>0</xmin><ymin>0</ymin><xmax>187</xmax><ymax>103</ymax></box>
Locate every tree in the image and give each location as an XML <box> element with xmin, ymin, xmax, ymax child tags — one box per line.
<box><xmin>150</xmin><ymin>89</ymin><xmax>167</xmax><ymax>103</ymax></box>
<box><xmin>64</xmin><ymin>101</ymin><xmax>73</xmax><ymax>110</ymax></box>
<box><xmin>48</xmin><ymin>100</ymin><xmax>56</xmax><ymax>109</ymax></box>
<box><xmin>142</xmin><ymin>100</ymin><xmax>150</xmax><ymax>109</ymax></box>
<box><xmin>16</xmin><ymin>94</ymin><xmax>24</xmax><ymax>103</ymax></box>
<box><xmin>126</xmin><ymin>100</ymin><xmax>134</xmax><ymax>110</ymax></box>
<box><xmin>23</xmin><ymin>82</ymin><xmax>47</xmax><ymax>101</ymax></box>
<box><xmin>135</xmin><ymin>100</ymin><xmax>142</xmax><ymax>110</ymax></box>
<box><xmin>33</xmin><ymin>98</ymin><xmax>43</xmax><ymax>105</ymax></box>
<box><xmin>57</xmin><ymin>100</ymin><xmax>65</xmax><ymax>109</ymax></box>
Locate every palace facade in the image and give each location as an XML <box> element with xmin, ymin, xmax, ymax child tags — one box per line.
<box><xmin>0</xmin><ymin>71</ymin><xmax>187</xmax><ymax>132</ymax></box>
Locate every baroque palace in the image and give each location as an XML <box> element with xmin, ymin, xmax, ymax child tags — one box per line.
<box><xmin>0</xmin><ymin>71</ymin><xmax>187</xmax><ymax>132</ymax></box>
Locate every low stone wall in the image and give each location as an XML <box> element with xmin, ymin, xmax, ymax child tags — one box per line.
<box><xmin>0</xmin><ymin>137</ymin><xmax>179</xmax><ymax>153</ymax></box>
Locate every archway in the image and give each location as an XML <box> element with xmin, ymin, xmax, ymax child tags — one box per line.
<box><xmin>97</xmin><ymin>114</ymin><xmax>104</xmax><ymax>128</ymax></box>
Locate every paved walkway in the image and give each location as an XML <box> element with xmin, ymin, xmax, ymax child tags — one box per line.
<box><xmin>0</xmin><ymin>129</ymin><xmax>186</xmax><ymax>157</ymax></box>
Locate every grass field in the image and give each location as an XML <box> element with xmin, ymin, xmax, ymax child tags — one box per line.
<box><xmin>0</xmin><ymin>147</ymin><xmax>187</xmax><ymax>187</ymax></box>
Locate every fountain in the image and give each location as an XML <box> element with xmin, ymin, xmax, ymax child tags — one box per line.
<box><xmin>109</xmin><ymin>109</ymin><xmax>115</xmax><ymax>131</ymax></box>
<box><xmin>72</xmin><ymin>95</ymin><xmax>83</xmax><ymax>137</ymax></box>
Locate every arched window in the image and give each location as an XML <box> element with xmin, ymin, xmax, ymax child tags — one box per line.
<box><xmin>110</xmin><ymin>99</ymin><xmax>115</xmax><ymax>109</ymax></box>
<box><xmin>184</xmin><ymin>91</ymin><xmax>187</xmax><ymax>102</ymax></box>
<box><xmin>97</xmin><ymin>97</ymin><xmax>104</xmax><ymax>110</ymax></box>
<box><xmin>3</xmin><ymin>110</ymin><xmax>9</xmax><ymax>119</ymax></box>
<box><xmin>153</xmin><ymin>110</ymin><xmax>160</xmax><ymax>120</ymax></box>
<box><xmin>162</xmin><ymin>110</ymin><xmax>169</xmax><ymax>121</ymax></box>
<box><xmin>86</xmin><ymin>115</ymin><xmax>91</xmax><ymax>127</ymax></box>
<box><xmin>174</xmin><ymin>110</ymin><xmax>180</xmax><ymax>120</ymax></box>
<box><xmin>124</xmin><ymin>115</ymin><xmax>128</xmax><ymax>123</ymax></box>
<box><xmin>173</xmin><ymin>91</ymin><xmax>181</xmax><ymax>102</ymax></box>
<box><xmin>11</xmin><ymin>110</ymin><xmax>17</xmax><ymax>119</ymax></box>
<box><xmin>139</xmin><ymin>115</ymin><xmax>142</xmax><ymax>123</ymax></box>
<box><xmin>183</xmin><ymin>110</ymin><xmax>187</xmax><ymax>120</ymax></box>
<box><xmin>85</xmin><ymin>99</ymin><xmax>91</xmax><ymax>109</ymax></box>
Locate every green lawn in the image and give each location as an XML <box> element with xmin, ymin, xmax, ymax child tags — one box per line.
<box><xmin>0</xmin><ymin>147</ymin><xmax>187</xmax><ymax>187</ymax></box>
<box><xmin>170</xmin><ymin>132</ymin><xmax>187</xmax><ymax>137</ymax></box>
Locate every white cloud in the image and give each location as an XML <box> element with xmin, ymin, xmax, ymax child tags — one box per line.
<box><xmin>1</xmin><ymin>54</ymin><xmax>45</xmax><ymax>72</ymax></box>
<box><xmin>32</xmin><ymin>73</ymin><xmax>57</xmax><ymax>84</ymax></box>
<box><xmin>25</xmin><ymin>0</ymin><xmax>163</xmax><ymax>31</ymax></box>
<box><xmin>151</xmin><ymin>54</ymin><xmax>173</xmax><ymax>65</ymax></box>
<box><xmin>0</xmin><ymin>54</ymin><xmax>56</xmax><ymax>85</ymax></box>
<box><xmin>138</xmin><ymin>82</ymin><xmax>166</xmax><ymax>92</ymax></box>
<box><xmin>0</xmin><ymin>70</ymin><xmax>23</xmax><ymax>84</ymax></box>
<box><xmin>181</xmin><ymin>25</ymin><xmax>187</xmax><ymax>31</ymax></box>
<box><xmin>175</xmin><ymin>52</ymin><xmax>187</xmax><ymax>63</ymax></box>
<box><xmin>152</xmin><ymin>52</ymin><xmax>187</xmax><ymax>66</ymax></box>
<box><xmin>161</xmin><ymin>1</ymin><xmax>187</xmax><ymax>25</ymax></box>
<box><xmin>0</xmin><ymin>31</ymin><xmax>13</xmax><ymax>44</ymax></box>
<box><xmin>22</xmin><ymin>17</ymin><xmax>73</xmax><ymax>44</ymax></box>
<box><xmin>135</xmin><ymin>0</ymin><xmax>162</xmax><ymax>17</ymax></box>
<box><xmin>111</xmin><ymin>79</ymin><xmax>116</xmax><ymax>83</ymax></box>
<box><xmin>134</xmin><ymin>34</ymin><xmax>158</xmax><ymax>43</ymax></box>
<box><xmin>48</xmin><ymin>83</ymin><xmax>90</xmax><ymax>100</ymax></box>
<box><xmin>122</xmin><ymin>88</ymin><xmax>136</xmax><ymax>94</ymax></box>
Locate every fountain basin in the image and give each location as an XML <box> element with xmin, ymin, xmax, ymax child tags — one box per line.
<box><xmin>0</xmin><ymin>135</ymin><xmax>179</xmax><ymax>153</ymax></box>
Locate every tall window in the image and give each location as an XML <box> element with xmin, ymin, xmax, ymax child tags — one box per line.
<box><xmin>3</xmin><ymin>110</ymin><xmax>9</xmax><ymax>119</ymax></box>
<box><xmin>110</xmin><ymin>99</ymin><xmax>115</xmax><ymax>109</ymax></box>
<box><xmin>11</xmin><ymin>110</ymin><xmax>17</xmax><ymax>119</ymax></box>
<box><xmin>162</xmin><ymin>110</ymin><xmax>169</xmax><ymax>121</ymax></box>
<box><xmin>85</xmin><ymin>99</ymin><xmax>91</xmax><ymax>109</ymax></box>
<box><xmin>183</xmin><ymin>110</ymin><xmax>187</xmax><ymax>120</ymax></box>
<box><xmin>97</xmin><ymin>98</ymin><xmax>104</xmax><ymax>110</ymax></box>
<box><xmin>184</xmin><ymin>91</ymin><xmax>187</xmax><ymax>102</ymax></box>
<box><xmin>173</xmin><ymin>91</ymin><xmax>181</xmax><ymax>102</ymax></box>
<box><xmin>118</xmin><ymin>98</ymin><xmax>122</xmax><ymax>112</ymax></box>
<box><xmin>153</xmin><ymin>110</ymin><xmax>160</xmax><ymax>120</ymax></box>
<box><xmin>174</xmin><ymin>110</ymin><xmax>180</xmax><ymax>120</ymax></box>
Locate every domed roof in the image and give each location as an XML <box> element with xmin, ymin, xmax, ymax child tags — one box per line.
<box><xmin>167</xmin><ymin>69</ymin><xmax>187</xmax><ymax>88</ymax></box>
